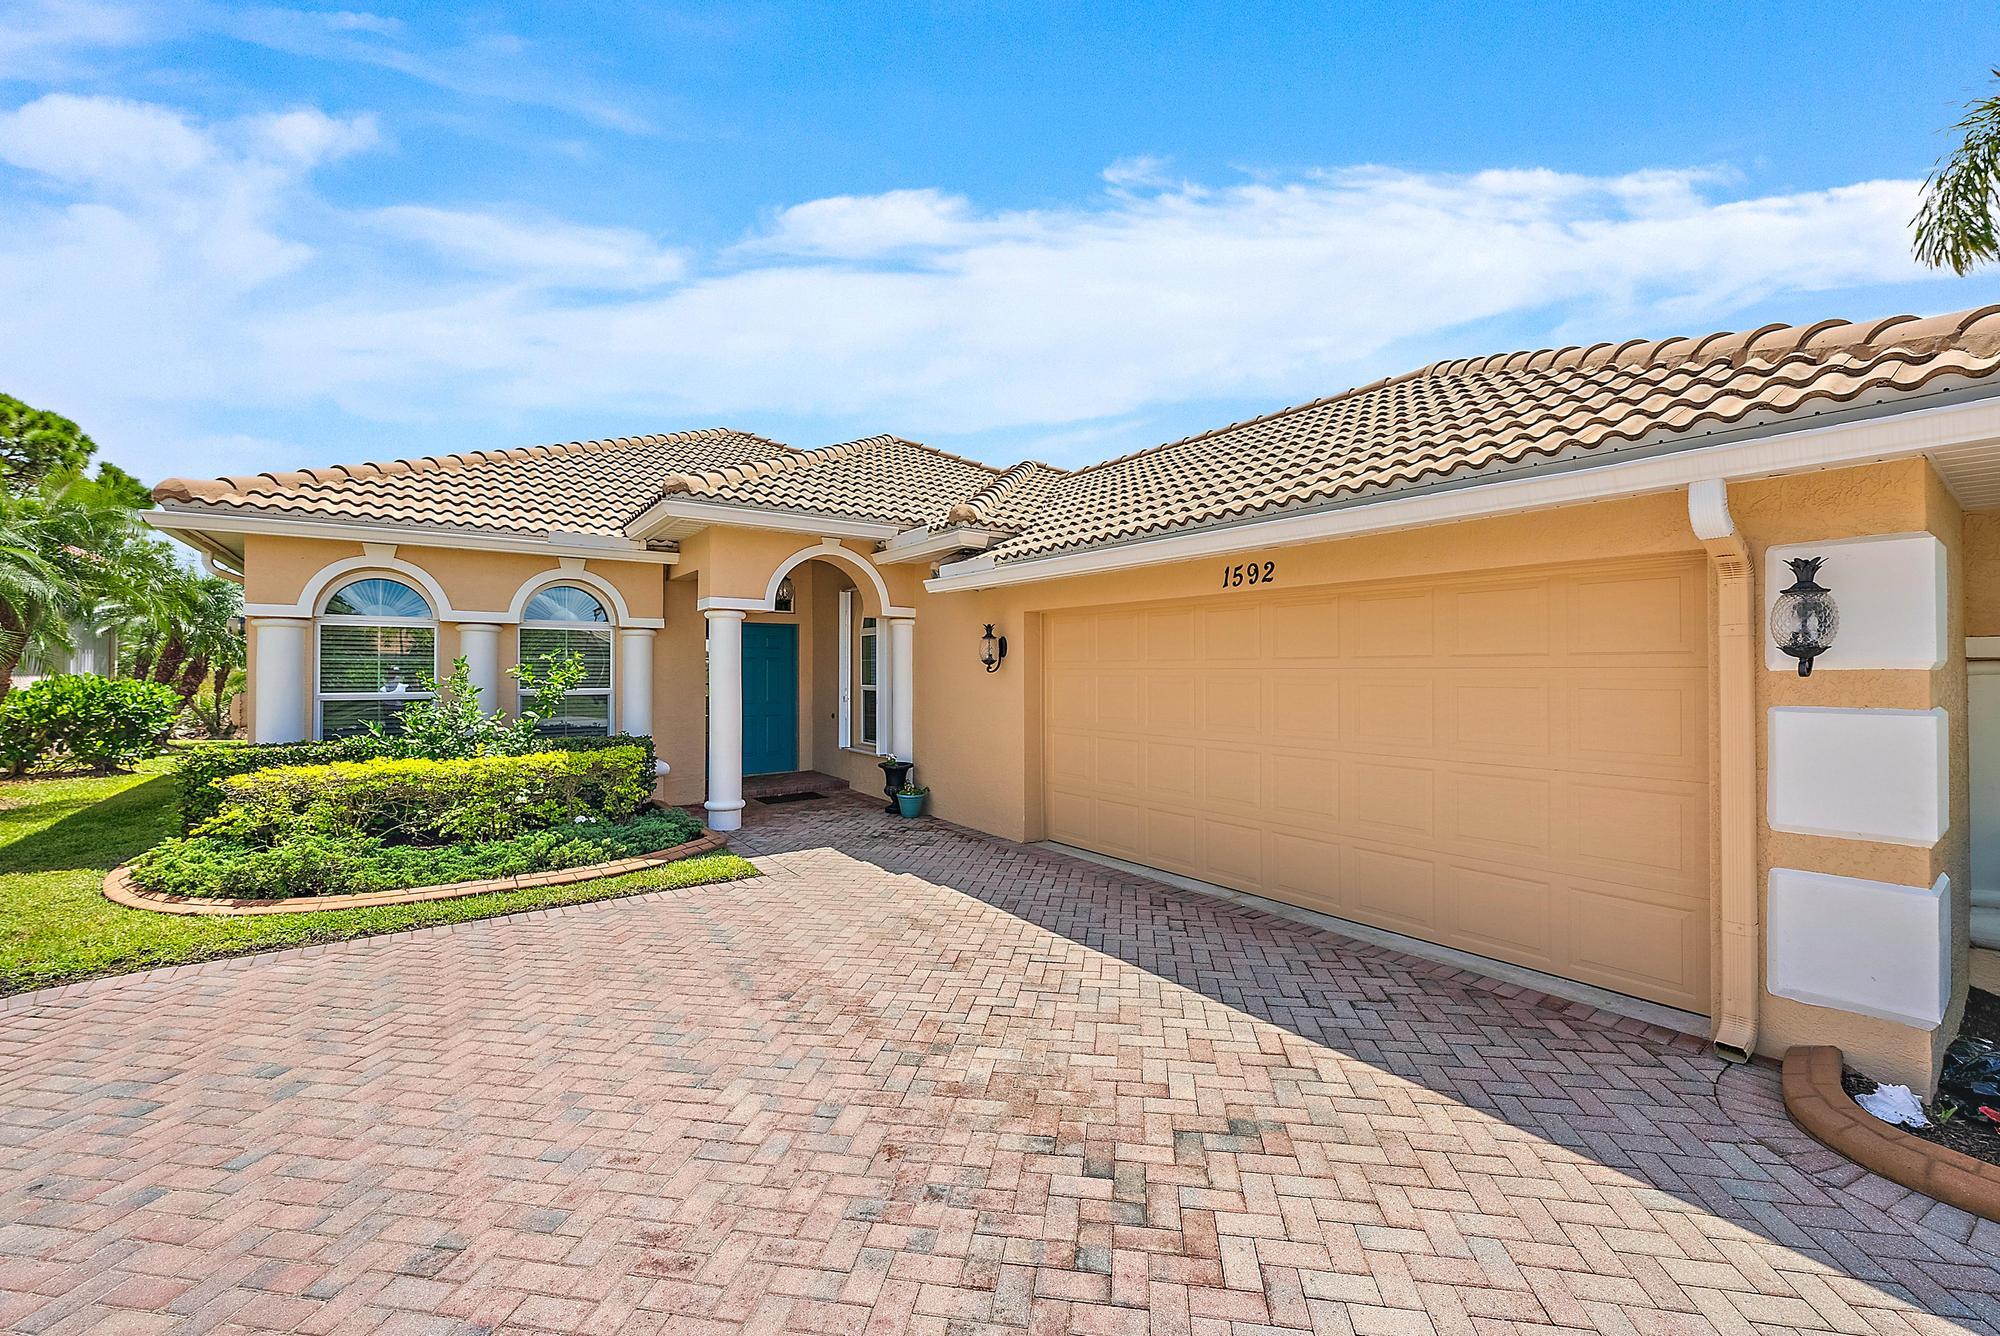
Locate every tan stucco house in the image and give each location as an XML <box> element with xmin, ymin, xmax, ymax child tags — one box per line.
<box><xmin>149</xmin><ymin>306</ymin><xmax>2000</xmax><ymax>1092</ymax></box>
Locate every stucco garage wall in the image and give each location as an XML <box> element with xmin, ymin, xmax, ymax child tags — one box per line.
<box><xmin>912</xmin><ymin>459</ymin><xmax>1968</xmax><ymax>1086</ymax></box>
<box><xmin>1727</xmin><ymin>460</ymin><xmax>1969</xmax><ymax>1088</ymax></box>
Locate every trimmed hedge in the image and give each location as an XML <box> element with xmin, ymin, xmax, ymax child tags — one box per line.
<box><xmin>173</xmin><ymin>732</ymin><xmax>658</xmax><ymax>831</ymax></box>
<box><xmin>202</xmin><ymin>748</ymin><xmax>650</xmax><ymax>845</ymax></box>
<box><xmin>0</xmin><ymin>675</ymin><xmax>182</xmax><ymax>776</ymax></box>
<box><xmin>130</xmin><ymin>806</ymin><xmax>705</xmax><ymax>900</ymax></box>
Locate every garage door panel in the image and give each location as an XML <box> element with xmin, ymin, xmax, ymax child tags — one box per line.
<box><xmin>1343</xmin><ymin>759</ymin><xmax>1436</xmax><ymax>841</ymax></box>
<box><xmin>1145</xmin><ymin>809</ymin><xmax>1200</xmax><ymax>874</ymax></box>
<box><xmin>1145</xmin><ymin>674</ymin><xmax>1197</xmax><ymax>730</ymax></box>
<box><xmin>1344</xmin><ymin>845</ymin><xmax>1437</xmax><ymax>935</ymax></box>
<box><xmin>1572</xmin><ymin>678</ymin><xmax>1705</xmax><ymax>775</ymax></box>
<box><xmin>1203</xmin><ymin>817</ymin><xmax>1263</xmax><ymax>886</ymax></box>
<box><xmin>1346</xmin><ymin>590</ymin><xmax>1436</xmax><ymax>658</ymax></box>
<box><xmin>1442</xmin><ymin>769</ymin><xmax>1552</xmax><ymax>857</ymax></box>
<box><xmin>1270</xmin><ymin>599</ymin><xmax>1340</xmax><ymax>658</ymax></box>
<box><xmin>1144</xmin><ymin>608</ymin><xmax>1198</xmax><ymax>661</ymax></box>
<box><xmin>1445</xmin><ymin>582</ymin><xmax>1552</xmax><ymax>658</ymax></box>
<box><xmin>1144</xmin><ymin>740</ymin><xmax>1200</xmax><ymax>800</ymax></box>
<box><xmin>1093</xmin><ymin>611</ymin><xmax>1141</xmax><ymax>662</ymax></box>
<box><xmin>1199</xmin><ymin>746</ymin><xmax>1263</xmax><ymax>809</ymax></box>
<box><xmin>1567</xmin><ymin>879</ymin><xmax>1705</xmax><ymax>1011</ymax></box>
<box><xmin>1201</xmin><ymin>605</ymin><xmax>1263</xmax><ymax>661</ymax></box>
<box><xmin>1271</xmin><ymin>670</ymin><xmax>1340</xmax><ymax>739</ymax></box>
<box><xmin>1443</xmin><ymin>863</ymin><xmax>1556</xmax><ymax>966</ymax></box>
<box><xmin>1091</xmin><ymin>798</ymin><xmax>1144</xmax><ymax>859</ymax></box>
<box><xmin>1568</xmin><ymin>781</ymin><xmax>1707</xmax><ymax>882</ymax></box>
<box><xmin>1568</xmin><ymin>567</ymin><xmax>1702</xmax><ymax>660</ymax></box>
<box><xmin>1266</xmin><ymin>751</ymin><xmax>1336</xmax><ymax>822</ymax></box>
<box><xmin>1267</xmin><ymin>830</ymin><xmax>1343</xmax><ymax>913</ymax></box>
<box><xmin>1202</xmin><ymin>673</ymin><xmax>1264</xmax><ymax>734</ymax></box>
<box><xmin>1445</xmin><ymin>679</ymin><xmax>1554</xmax><ymax>760</ymax></box>
<box><xmin>1046</xmin><ymin>729</ymin><xmax>1094</xmax><ymax>784</ymax></box>
<box><xmin>1344</xmin><ymin>677</ymin><xmax>1435</xmax><ymax>750</ymax></box>
<box><xmin>1094</xmin><ymin>736</ymin><xmax>1142</xmax><ymax>791</ymax></box>
<box><xmin>1042</xmin><ymin>556</ymin><xmax>1711</xmax><ymax>1014</ymax></box>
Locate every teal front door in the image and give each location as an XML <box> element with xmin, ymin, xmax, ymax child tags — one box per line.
<box><xmin>741</xmin><ymin>622</ymin><xmax>799</xmax><ymax>775</ymax></box>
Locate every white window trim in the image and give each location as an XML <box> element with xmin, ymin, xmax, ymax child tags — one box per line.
<box><xmin>858</xmin><ymin>613</ymin><xmax>883</xmax><ymax>753</ymax></box>
<box><xmin>315</xmin><ymin>603</ymin><xmax>437</xmax><ymax>741</ymax></box>
<box><xmin>838</xmin><ymin>588</ymin><xmax>854</xmax><ymax>750</ymax></box>
<box><xmin>517</xmin><ymin>589</ymin><xmax>615</xmax><ymax>736</ymax></box>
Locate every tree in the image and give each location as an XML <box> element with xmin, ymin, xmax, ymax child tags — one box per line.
<box><xmin>0</xmin><ymin>395</ymin><xmax>96</xmax><ymax>492</ymax></box>
<box><xmin>1916</xmin><ymin>72</ymin><xmax>2000</xmax><ymax>274</ymax></box>
<box><xmin>120</xmin><ymin>566</ymin><xmax>244</xmax><ymax>715</ymax></box>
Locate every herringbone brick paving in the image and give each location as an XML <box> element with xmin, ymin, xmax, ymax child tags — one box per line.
<box><xmin>3</xmin><ymin>794</ymin><xmax>1997</xmax><ymax>1334</ymax></box>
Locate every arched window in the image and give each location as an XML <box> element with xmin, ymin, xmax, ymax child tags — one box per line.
<box><xmin>518</xmin><ymin>584</ymin><xmax>612</xmax><ymax>736</ymax></box>
<box><xmin>317</xmin><ymin>577</ymin><xmax>436</xmax><ymax>738</ymax></box>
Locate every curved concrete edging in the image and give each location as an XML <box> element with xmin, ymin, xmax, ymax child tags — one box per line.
<box><xmin>1782</xmin><ymin>1044</ymin><xmax>2000</xmax><ymax>1222</ymax></box>
<box><xmin>102</xmin><ymin>829</ymin><xmax>727</xmax><ymax>916</ymax></box>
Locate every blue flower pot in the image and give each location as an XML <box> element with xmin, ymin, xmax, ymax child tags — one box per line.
<box><xmin>896</xmin><ymin>792</ymin><xmax>927</xmax><ymax>818</ymax></box>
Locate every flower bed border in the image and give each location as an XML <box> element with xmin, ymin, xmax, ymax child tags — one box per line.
<box><xmin>101</xmin><ymin>829</ymin><xmax>727</xmax><ymax>917</ymax></box>
<box><xmin>1782</xmin><ymin>1044</ymin><xmax>2000</xmax><ymax>1222</ymax></box>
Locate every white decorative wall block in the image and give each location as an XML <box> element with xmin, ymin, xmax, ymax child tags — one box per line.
<box><xmin>1767</xmin><ymin>868</ymin><xmax>1949</xmax><ymax>1029</ymax></box>
<box><xmin>1768</xmin><ymin>706</ymin><xmax>1948</xmax><ymax>847</ymax></box>
<box><xmin>1764</xmin><ymin>533</ymin><xmax>1946</xmax><ymax>672</ymax></box>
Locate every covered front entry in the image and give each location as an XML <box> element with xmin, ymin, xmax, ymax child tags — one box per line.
<box><xmin>1040</xmin><ymin>557</ymin><xmax>1714</xmax><ymax>1013</ymax></box>
<box><xmin>742</xmin><ymin>622</ymin><xmax>800</xmax><ymax>775</ymax></box>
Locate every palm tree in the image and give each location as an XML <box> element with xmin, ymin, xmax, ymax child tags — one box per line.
<box><xmin>1916</xmin><ymin>72</ymin><xmax>2000</xmax><ymax>274</ymax></box>
<box><xmin>122</xmin><ymin>566</ymin><xmax>244</xmax><ymax>715</ymax></box>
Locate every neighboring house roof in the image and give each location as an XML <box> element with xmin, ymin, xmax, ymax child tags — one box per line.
<box><xmin>151</xmin><ymin>304</ymin><xmax>2000</xmax><ymax>566</ymax></box>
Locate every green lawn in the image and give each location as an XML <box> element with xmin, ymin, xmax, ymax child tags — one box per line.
<box><xmin>0</xmin><ymin>755</ymin><xmax>760</xmax><ymax>996</ymax></box>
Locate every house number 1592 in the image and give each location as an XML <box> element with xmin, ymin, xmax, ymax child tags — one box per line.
<box><xmin>1221</xmin><ymin>560</ymin><xmax>1275</xmax><ymax>588</ymax></box>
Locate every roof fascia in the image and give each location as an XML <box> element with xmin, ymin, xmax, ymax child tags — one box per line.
<box><xmin>625</xmin><ymin>495</ymin><xmax>903</xmax><ymax>542</ymax></box>
<box><xmin>927</xmin><ymin>390</ymin><xmax>2000</xmax><ymax>593</ymax></box>
<box><xmin>873</xmin><ymin>525</ymin><xmax>1008</xmax><ymax>564</ymax></box>
<box><xmin>145</xmin><ymin>507</ymin><xmax>680</xmax><ymax>565</ymax></box>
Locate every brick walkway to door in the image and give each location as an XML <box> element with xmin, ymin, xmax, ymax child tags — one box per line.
<box><xmin>3</xmin><ymin>793</ymin><xmax>1999</xmax><ymax>1334</ymax></box>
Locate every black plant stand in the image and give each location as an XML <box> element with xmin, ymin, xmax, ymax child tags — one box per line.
<box><xmin>878</xmin><ymin>759</ymin><xmax>913</xmax><ymax>813</ymax></box>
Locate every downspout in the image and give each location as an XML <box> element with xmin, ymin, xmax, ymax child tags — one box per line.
<box><xmin>1688</xmin><ymin>479</ymin><xmax>1758</xmax><ymax>1063</ymax></box>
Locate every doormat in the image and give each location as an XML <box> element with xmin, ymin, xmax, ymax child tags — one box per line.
<box><xmin>755</xmin><ymin>791</ymin><xmax>829</xmax><ymax>805</ymax></box>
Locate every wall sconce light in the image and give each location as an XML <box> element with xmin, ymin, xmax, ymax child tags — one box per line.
<box><xmin>1772</xmin><ymin>556</ymin><xmax>1839</xmax><ymax>676</ymax></box>
<box><xmin>773</xmin><ymin>576</ymin><xmax>796</xmax><ymax>613</ymax></box>
<box><xmin>980</xmin><ymin>624</ymin><xmax>1007</xmax><ymax>673</ymax></box>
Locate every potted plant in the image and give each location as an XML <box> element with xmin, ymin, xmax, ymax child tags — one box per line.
<box><xmin>896</xmin><ymin>782</ymin><xmax>929</xmax><ymax>818</ymax></box>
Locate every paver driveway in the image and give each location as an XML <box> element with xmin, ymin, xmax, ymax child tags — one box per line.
<box><xmin>4</xmin><ymin>795</ymin><xmax>2000</xmax><ymax>1335</ymax></box>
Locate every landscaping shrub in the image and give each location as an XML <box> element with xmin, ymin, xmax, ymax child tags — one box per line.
<box><xmin>0</xmin><ymin>674</ymin><xmax>182</xmax><ymax>775</ymax></box>
<box><xmin>202</xmin><ymin>747</ymin><xmax>650</xmax><ymax>845</ymax></box>
<box><xmin>173</xmin><ymin>732</ymin><xmax>658</xmax><ymax>831</ymax></box>
<box><xmin>130</xmin><ymin>806</ymin><xmax>705</xmax><ymax>900</ymax></box>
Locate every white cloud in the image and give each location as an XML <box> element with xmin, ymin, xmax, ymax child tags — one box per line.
<box><xmin>0</xmin><ymin>92</ymin><xmax>1970</xmax><ymax>479</ymax></box>
<box><xmin>0</xmin><ymin>0</ymin><xmax>152</xmax><ymax>80</ymax></box>
<box><xmin>1102</xmin><ymin>154</ymin><xmax>1174</xmax><ymax>190</ymax></box>
<box><xmin>367</xmin><ymin>206</ymin><xmax>686</xmax><ymax>289</ymax></box>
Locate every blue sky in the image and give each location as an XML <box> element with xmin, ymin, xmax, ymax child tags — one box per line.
<box><xmin>5</xmin><ymin>1</ymin><xmax>2000</xmax><ymax>484</ymax></box>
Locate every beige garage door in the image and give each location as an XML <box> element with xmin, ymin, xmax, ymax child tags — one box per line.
<box><xmin>1042</xmin><ymin>558</ymin><xmax>1712</xmax><ymax>1013</ymax></box>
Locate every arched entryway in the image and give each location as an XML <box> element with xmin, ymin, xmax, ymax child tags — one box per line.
<box><xmin>698</xmin><ymin>540</ymin><xmax>915</xmax><ymax>832</ymax></box>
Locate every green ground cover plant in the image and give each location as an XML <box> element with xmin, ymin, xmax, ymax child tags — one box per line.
<box><xmin>0</xmin><ymin>758</ymin><xmax>755</xmax><ymax>994</ymax></box>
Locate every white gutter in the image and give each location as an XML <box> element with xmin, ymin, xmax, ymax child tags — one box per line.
<box><xmin>927</xmin><ymin>393</ymin><xmax>2000</xmax><ymax>593</ymax></box>
<box><xmin>873</xmin><ymin>525</ymin><xmax>1008</xmax><ymax>565</ymax></box>
<box><xmin>626</xmin><ymin>495</ymin><xmax>902</xmax><ymax>542</ymax></box>
<box><xmin>146</xmin><ymin>507</ymin><xmax>680</xmax><ymax>565</ymax></box>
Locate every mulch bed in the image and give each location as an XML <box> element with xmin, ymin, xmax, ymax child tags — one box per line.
<box><xmin>1845</xmin><ymin>987</ymin><xmax>2000</xmax><ymax>1164</ymax></box>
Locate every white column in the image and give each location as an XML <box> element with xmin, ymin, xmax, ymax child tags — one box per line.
<box><xmin>704</xmin><ymin>609</ymin><xmax>746</xmax><ymax>832</ymax></box>
<box><xmin>887</xmin><ymin>613</ymin><xmax>916</xmax><ymax>765</ymax></box>
<box><xmin>617</xmin><ymin>627</ymin><xmax>654</xmax><ymax>737</ymax></box>
<box><xmin>250</xmin><ymin>616</ymin><xmax>310</xmax><ymax>743</ymax></box>
<box><xmin>454</xmin><ymin>623</ymin><xmax>502</xmax><ymax>708</ymax></box>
